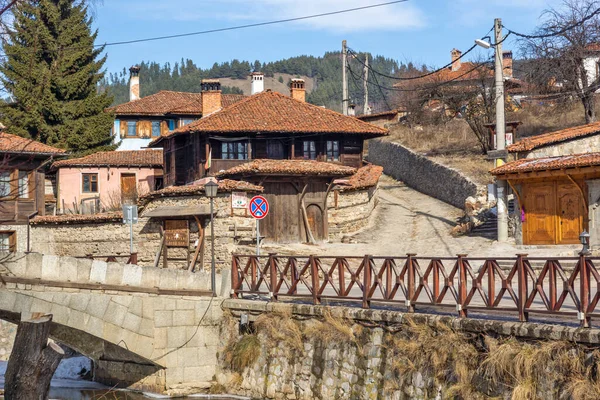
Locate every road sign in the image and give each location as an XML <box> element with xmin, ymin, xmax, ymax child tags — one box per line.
<box><xmin>249</xmin><ymin>195</ymin><xmax>269</xmax><ymax>220</ymax></box>
<box><xmin>122</xmin><ymin>205</ymin><xmax>138</xmax><ymax>224</ymax></box>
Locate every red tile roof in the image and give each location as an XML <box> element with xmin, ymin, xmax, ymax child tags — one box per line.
<box><xmin>508</xmin><ymin>122</ymin><xmax>600</xmax><ymax>153</ymax></box>
<box><xmin>491</xmin><ymin>152</ymin><xmax>600</xmax><ymax>176</ymax></box>
<box><xmin>149</xmin><ymin>91</ymin><xmax>388</xmax><ymax>146</ymax></box>
<box><xmin>334</xmin><ymin>164</ymin><xmax>383</xmax><ymax>191</ymax></box>
<box><xmin>53</xmin><ymin>149</ymin><xmax>163</xmax><ymax>168</ymax></box>
<box><xmin>138</xmin><ymin>179</ymin><xmax>263</xmax><ymax>206</ymax></box>
<box><xmin>31</xmin><ymin>212</ymin><xmax>123</xmax><ymax>225</ymax></box>
<box><xmin>393</xmin><ymin>62</ymin><xmax>493</xmax><ymax>88</ymax></box>
<box><xmin>0</xmin><ymin>132</ymin><xmax>66</xmax><ymax>155</ymax></box>
<box><xmin>357</xmin><ymin>109</ymin><xmax>406</xmax><ymax>121</ymax></box>
<box><xmin>216</xmin><ymin>159</ymin><xmax>356</xmax><ymax>178</ymax></box>
<box><xmin>107</xmin><ymin>91</ymin><xmax>247</xmax><ymax>116</ymax></box>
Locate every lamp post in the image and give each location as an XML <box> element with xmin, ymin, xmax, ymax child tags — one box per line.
<box><xmin>580</xmin><ymin>230</ymin><xmax>591</xmax><ymax>255</ymax></box>
<box><xmin>205</xmin><ymin>180</ymin><xmax>218</xmax><ymax>296</ymax></box>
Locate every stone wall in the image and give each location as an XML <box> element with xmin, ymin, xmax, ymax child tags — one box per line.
<box><xmin>368</xmin><ymin>140</ymin><xmax>479</xmax><ymax>209</ymax></box>
<box><xmin>523</xmin><ymin>135</ymin><xmax>600</xmax><ymax>159</ymax></box>
<box><xmin>328</xmin><ymin>187</ymin><xmax>378</xmax><ymax>238</ymax></box>
<box><xmin>218</xmin><ymin>300</ymin><xmax>600</xmax><ymax>400</ymax></box>
<box><xmin>0</xmin><ymin>224</ymin><xmax>29</xmax><ymax>253</ymax></box>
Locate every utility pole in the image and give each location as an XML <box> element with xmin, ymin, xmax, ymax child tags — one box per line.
<box><xmin>494</xmin><ymin>18</ymin><xmax>508</xmax><ymax>242</ymax></box>
<box><xmin>342</xmin><ymin>40</ymin><xmax>349</xmax><ymax>115</ymax></box>
<box><xmin>363</xmin><ymin>54</ymin><xmax>370</xmax><ymax>115</ymax></box>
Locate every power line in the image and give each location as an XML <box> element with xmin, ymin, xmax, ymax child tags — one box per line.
<box><xmin>94</xmin><ymin>0</ymin><xmax>411</xmax><ymax>48</ymax></box>
<box><xmin>505</xmin><ymin>6</ymin><xmax>600</xmax><ymax>40</ymax></box>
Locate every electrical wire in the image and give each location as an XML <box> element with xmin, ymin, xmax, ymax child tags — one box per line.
<box><xmin>504</xmin><ymin>6</ymin><xmax>600</xmax><ymax>40</ymax></box>
<box><xmin>93</xmin><ymin>0</ymin><xmax>411</xmax><ymax>48</ymax></box>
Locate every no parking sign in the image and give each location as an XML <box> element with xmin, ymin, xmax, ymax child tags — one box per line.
<box><xmin>249</xmin><ymin>195</ymin><xmax>269</xmax><ymax>220</ymax></box>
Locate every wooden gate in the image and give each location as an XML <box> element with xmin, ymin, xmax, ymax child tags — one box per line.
<box><xmin>306</xmin><ymin>204</ymin><xmax>324</xmax><ymax>240</ymax></box>
<box><xmin>557</xmin><ymin>183</ymin><xmax>583</xmax><ymax>244</ymax></box>
<box><xmin>120</xmin><ymin>174</ymin><xmax>137</xmax><ymax>205</ymax></box>
<box><xmin>261</xmin><ymin>182</ymin><xmax>300</xmax><ymax>243</ymax></box>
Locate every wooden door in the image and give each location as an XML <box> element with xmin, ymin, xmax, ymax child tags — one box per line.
<box><xmin>523</xmin><ymin>183</ymin><xmax>556</xmax><ymax>245</ymax></box>
<box><xmin>120</xmin><ymin>174</ymin><xmax>137</xmax><ymax>205</ymax></box>
<box><xmin>261</xmin><ymin>182</ymin><xmax>301</xmax><ymax>243</ymax></box>
<box><xmin>306</xmin><ymin>204</ymin><xmax>325</xmax><ymax>241</ymax></box>
<box><xmin>557</xmin><ymin>183</ymin><xmax>583</xmax><ymax>244</ymax></box>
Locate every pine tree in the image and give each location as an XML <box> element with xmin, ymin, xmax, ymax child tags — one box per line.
<box><xmin>0</xmin><ymin>0</ymin><xmax>115</xmax><ymax>154</ymax></box>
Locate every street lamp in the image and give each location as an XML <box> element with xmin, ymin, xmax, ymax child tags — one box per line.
<box><xmin>580</xmin><ymin>230</ymin><xmax>591</xmax><ymax>255</ymax></box>
<box><xmin>475</xmin><ymin>37</ymin><xmax>491</xmax><ymax>49</ymax></box>
<box><xmin>205</xmin><ymin>180</ymin><xmax>218</xmax><ymax>296</ymax></box>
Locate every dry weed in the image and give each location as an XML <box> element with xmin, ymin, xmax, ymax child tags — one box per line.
<box><xmin>255</xmin><ymin>309</ymin><xmax>303</xmax><ymax>352</ymax></box>
<box><xmin>304</xmin><ymin>309</ymin><xmax>360</xmax><ymax>347</ymax></box>
<box><xmin>223</xmin><ymin>333</ymin><xmax>261</xmax><ymax>373</ymax></box>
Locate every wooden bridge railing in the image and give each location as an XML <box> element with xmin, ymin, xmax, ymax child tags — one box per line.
<box><xmin>231</xmin><ymin>253</ymin><xmax>600</xmax><ymax>328</ymax></box>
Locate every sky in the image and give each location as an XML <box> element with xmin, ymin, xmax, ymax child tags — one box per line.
<box><xmin>92</xmin><ymin>0</ymin><xmax>563</xmax><ymax>75</ymax></box>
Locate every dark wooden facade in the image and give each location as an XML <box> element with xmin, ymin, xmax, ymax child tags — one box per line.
<box><xmin>163</xmin><ymin>133</ymin><xmax>364</xmax><ymax>187</ymax></box>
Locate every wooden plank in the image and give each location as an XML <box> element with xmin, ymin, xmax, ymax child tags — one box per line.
<box><xmin>165</xmin><ymin>220</ymin><xmax>189</xmax><ymax>247</ymax></box>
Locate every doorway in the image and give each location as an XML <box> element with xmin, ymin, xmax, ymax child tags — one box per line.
<box><xmin>120</xmin><ymin>173</ymin><xmax>137</xmax><ymax>205</ymax></box>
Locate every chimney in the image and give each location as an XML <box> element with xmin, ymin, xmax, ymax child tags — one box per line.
<box><xmin>348</xmin><ymin>103</ymin><xmax>356</xmax><ymax>117</ymax></box>
<box><xmin>290</xmin><ymin>78</ymin><xmax>306</xmax><ymax>102</ymax></box>
<box><xmin>201</xmin><ymin>79</ymin><xmax>222</xmax><ymax>116</ymax></box>
<box><xmin>251</xmin><ymin>72</ymin><xmax>264</xmax><ymax>95</ymax></box>
<box><xmin>503</xmin><ymin>51</ymin><xmax>513</xmax><ymax>79</ymax></box>
<box><xmin>450</xmin><ymin>49</ymin><xmax>462</xmax><ymax>72</ymax></box>
<box><xmin>129</xmin><ymin>65</ymin><xmax>141</xmax><ymax>102</ymax></box>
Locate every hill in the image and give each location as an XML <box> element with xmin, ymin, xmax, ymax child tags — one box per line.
<box><xmin>100</xmin><ymin>52</ymin><xmax>426</xmax><ymax>113</ymax></box>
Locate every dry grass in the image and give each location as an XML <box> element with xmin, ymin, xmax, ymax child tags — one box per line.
<box><xmin>223</xmin><ymin>333</ymin><xmax>261</xmax><ymax>373</ymax></box>
<box><xmin>387</xmin><ymin>119</ymin><xmax>479</xmax><ymax>155</ymax></box>
<box><xmin>255</xmin><ymin>308</ymin><xmax>303</xmax><ymax>353</ymax></box>
<box><xmin>208</xmin><ymin>382</ymin><xmax>227</xmax><ymax>394</ymax></box>
<box><xmin>304</xmin><ymin>309</ymin><xmax>361</xmax><ymax>347</ymax></box>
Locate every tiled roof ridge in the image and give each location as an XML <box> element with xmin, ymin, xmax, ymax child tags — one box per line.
<box><xmin>216</xmin><ymin>159</ymin><xmax>357</xmax><ymax>178</ymax></box>
<box><xmin>0</xmin><ymin>132</ymin><xmax>67</xmax><ymax>154</ymax></box>
<box><xmin>508</xmin><ymin>122</ymin><xmax>600</xmax><ymax>153</ymax></box>
<box><xmin>53</xmin><ymin>149</ymin><xmax>163</xmax><ymax>168</ymax></box>
<box><xmin>491</xmin><ymin>151</ymin><xmax>600</xmax><ymax>175</ymax></box>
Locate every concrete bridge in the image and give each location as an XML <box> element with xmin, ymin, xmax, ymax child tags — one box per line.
<box><xmin>0</xmin><ymin>252</ymin><xmax>228</xmax><ymax>393</ymax></box>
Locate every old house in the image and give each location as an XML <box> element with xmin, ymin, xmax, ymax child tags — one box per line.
<box><xmin>0</xmin><ymin>132</ymin><xmax>66</xmax><ymax>251</ymax></box>
<box><xmin>356</xmin><ymin>108</ymin><xmax>407</xmax><ymax>129</ymax></box>
<box><xmin>491</xmin><ymin>122</ymin><xmax>600</xmax><ymax>246</ymax></box>
<box><xmin>107</xmin><ymin>66</ymin><xmax>246</xmax><ymax>151</ymax></box>
<box><xmin>53</xmin><ymin>149</ymin><xmax>164</xmax><ymax>213</ymax></box>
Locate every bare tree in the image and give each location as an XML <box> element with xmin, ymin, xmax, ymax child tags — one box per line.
<box><xmin>520</xmin><ymin>0</ymin><xmax>600</xmax><ymax>123</ymax></box>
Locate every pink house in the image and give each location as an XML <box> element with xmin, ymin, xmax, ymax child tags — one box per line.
<box><xmin>53</xmin><ymin>150</ymin><xmax>163</xmax><ymax>213</ymax></box>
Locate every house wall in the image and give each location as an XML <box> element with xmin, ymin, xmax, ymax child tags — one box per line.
<box><xmin>328</xmin><ymin>186</ymin><xmax>378</xmax><ymax>238</ymax></box>
<box><xmin>521</xmin><ymin>135</ymin><xmax>600</xmax><ymax>159</ymax></box>
<box><xmin>584</xmin><ymin>55</ymin><xmax>600</xmax><ymax>93</ymax></box>
<box><xmin>57</xmin><ymin>167</ymin><xmax>163</xmax><ymax>212</ymax></box>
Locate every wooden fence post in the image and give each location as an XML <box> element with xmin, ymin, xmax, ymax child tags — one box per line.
<box><xmin>269</xmin><ymin>253</ymin><xmax>278</xmax><ymax>301</ymax></box>
<box><xmin>516</xmin><ymin>254</ymin><xmax>529</xmax><ymax>322</ymax></box>
<box><xmin>251</xmin><ymin>256</ymin><xmax>258</xmax><ymax>292</ymax></box>
<box><xmin>580</xmin><ymin>253</ymin><xmax>591</xmax><ymax>328</ymax></box>
<box><xmin>231</xmin><ymin>255</ymin><xmax>239</xmax><ymax>299</ymax></box>
<box><xmin>310</xmin><ymin>255</ymin><xmax>320</xmax><ymax>305</ymax></box>
<box><xmin>362</xmin><ymin>255</ymin><xmax>372</xmax><ymax>309</ymax></box>
<box><xmin>457</xmin><ymin>254</ymin><xmax>468</xmax><ymax>318</ymax></box>
<box><xmin>406</xmin><ymin>254</ymin><xmax>416</xmax><ymax>312</ymax></box>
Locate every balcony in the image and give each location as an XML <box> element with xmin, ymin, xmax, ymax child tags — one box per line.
<box><xmin>209</xmin><ymin>159</ymin><xmax>250</xmax><ymax>176</ymax></box>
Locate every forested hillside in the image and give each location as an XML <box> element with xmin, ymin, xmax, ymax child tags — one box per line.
<box><xmin>100</xmin><ymin>52</ymin><xmax>427</xmax><ymax>113</ymax></box>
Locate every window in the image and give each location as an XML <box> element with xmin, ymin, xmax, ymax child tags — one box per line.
<box><xmin>180</xmin><ymin>118</ymin><xmax>195</xmax><ymax>126</ymax></box>
<box><xmin>151</xmin><ymin>121</ymin><xmax>161</xmax><ymax>137</ymax></box>
<box><xmin>127</xmin><ymin>121</ymin><xmax>137</xmax><ymax>137</ymax></box>
<box><xmin>154</xmin><ymin>176</ymin><xmax>164</xmax><ymax>191</ymax></box>
<box><xmin>82</xmin><ymin>173</ymin><xmax>98</xmax><ymax>193</ymax></box>
<box><xmin>326</xmin><ymin>140</ymin><xmax>340</xmax><ymax>162</ymax></box>
<box><xmin>17</xmin><ymin>171</ymin><xmax>29</xmax><ymax>198</ymax></box>
<box><xmin>0</xmin><ymin>231</ymin><xmax>15</xmax><ymax>252</ymax></box>
<box><xmin>303</xmin><ymin>141</ymin><xmax>317</xmax><ymax>160</ymax></box>
<box><xmin>0</xmin><ymin>171</ymin><xmax>10</xmax><ymax>197</ymax></box>
<box><xmin>167</xmin><ymin>119</ymin><xmax>176</xmax><ymax>131</ymax></box>
<box><xmin>221</xmin><ymin>141</ymin><xmax>248</xmax><ymax>160</ymax></box>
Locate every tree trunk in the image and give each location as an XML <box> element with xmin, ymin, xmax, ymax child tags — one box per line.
<box><xmin>583</xmin><ymin>94</ymin><xmax>596</xmax><ymax>123</ymax></box>
<box><xmin>4</xmin><ymin>314</ymin><xmax>65</xmax><ymax>400</ymax></box>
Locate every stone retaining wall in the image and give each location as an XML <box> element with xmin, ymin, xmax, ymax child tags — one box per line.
<box><xmin>369</xmin><ymin>140</ymin><xmax>479</xmax><ymax>209</ymax></box>
<box><xmin>328</xmin><ymin>187</ymin><xmax>378</xmax><ymax>238</ymax></box>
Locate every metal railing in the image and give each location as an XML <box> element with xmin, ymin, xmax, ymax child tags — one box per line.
<box><xmin>231</xmin><ymin>253</ymin><xmax>600</xmax><ymax>328</ymax></box>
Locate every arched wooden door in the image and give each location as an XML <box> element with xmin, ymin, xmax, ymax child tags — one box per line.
<box><xmin>306</xmin><ymin>204</ymin><xmax>325</xmax><ymax>241</ymax></box>
<box><xmin>557</xmin><ymin>183</ymin><xmax>583</xmax><ymax>244</ymax></box>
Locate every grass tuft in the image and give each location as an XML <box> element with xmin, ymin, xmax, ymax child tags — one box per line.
<box><xmin>223</xmin><ymin>333</ymin><xmax>261</xmax><ymax>373</ymax></box>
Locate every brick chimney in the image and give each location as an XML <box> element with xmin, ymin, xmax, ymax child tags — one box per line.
<box><xmin>450</xmin><ymin>49</ymin><xmax>462</xmax><ymax>72</ymax></box>
<box><xmin>251</xmin><ymin>72</ymin><xmax>264</xmax><ymax>95</ymax></box>
<box><xmin>348</xmin><ymin>103</ymin><xmax>356</xmax><ymax>117</ymax></box>
<box><xmin>503</xmin><ymin>51</ymin><xmax>513</xmax><ymax>79</ymax></box>
<box><xmin>201</xmin><ymin>79</ymin><xmax>222</xmax><ymax>116</ymax></box>
<box><xmin>290</xmin><ymin>78</ymin><xmax>306</xmax><ymax>102</ymax></box>
<box><xmin>129</xmin><ymin>65</ymin><xmax>141</xmax><ymax>102</ymax></box>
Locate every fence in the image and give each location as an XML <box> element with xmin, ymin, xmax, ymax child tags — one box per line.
<box><xmin>231</xmin><ymin>253</ymin><xmax>600</xmax><ymax>328</ymax></box>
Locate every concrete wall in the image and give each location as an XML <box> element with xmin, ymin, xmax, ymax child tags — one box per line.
<box><xmin>523</xmin><ymin>135</ymin><xmax>600</xmax><ymax>159</ymax></box>
<box><xmin>328</xmin><ymin>187</ymin><xmax>378</xmax><ymax>238</ymax></box>
<box><xmin>57</xmin><ymin>166</ymin><xmax>163</xmax><ymax>213</ymax></box>
<box><xmin>368</xmin><ymin>140</ymin><xmax>479</xmax><ymax>209</ymax></box>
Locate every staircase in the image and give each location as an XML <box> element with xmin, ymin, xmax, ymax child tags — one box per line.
<box><xmin>470</xmin><ymin>200</ymin><xmax>515</xmax><ymax>239</ymax></box>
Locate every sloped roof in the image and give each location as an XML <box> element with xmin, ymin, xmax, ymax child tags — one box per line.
<box><xmin>491</xmin><ymin>152</ymin><xmax>600</xmax><ymax>176</ymax></box>
<box><xmin>507</xmin><ymin>122</ymin><xmax>600</xmax><ymax>153</ymax></box>
<box><xmin>107</xmin><ymin>91</ymin><xmax>247</xmax><ymax>116</ymax></box>
<box><xmin>53</xmin><ymin>149</ymin><xmax>163</xmax><ymax>168</ymax></box>
<box><xmin>149</xmin><ymin>91</ymin><xmax>388</xmax><ymax>146</ymax></box>
<box><xmin>334</xmin><ymin>164</ymin><xmax>383</xmax><ymax>191</ymax></box>
<box><xmin>0</xmin><ymin>132</ymin><xmax>66</xmax><ymax>155</ymax></box>
<box><xmin>394</xmin><ymin>62</ymin><xmax>493</xmax><ymax>88</ymax></box>
<box><xmin>31</xmin><ymin>212</ymin><xmax>123</xmax><ymax>225</ymax></box>
<box><xmin>216</xmin><ymin>159</ymin><xmax>356</xmax><ymax>178</ymax></box>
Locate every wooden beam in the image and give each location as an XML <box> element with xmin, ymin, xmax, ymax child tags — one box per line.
<box><xmin>189</xmin><ymin>216</ymin><xmax>204</xmax><ymax>272</ymax></box>
<box><xmin>299</xmin><ymin>183</ymin><xmax>316</xmax><ymax>244</ymax></box>
<box><xmin>567</xmin><ymin>174</ymin><xmax>589</xmax><ymax>213</ymax></box>
<box><xmin>154</xmin><ymin>226</ymin><xmax>165</xmax><ymax>269</ymax></box>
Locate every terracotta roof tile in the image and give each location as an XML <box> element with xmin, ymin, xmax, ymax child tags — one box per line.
<box><xmin>507</xmin><ymin>122</ymin><xmax>600</xmax><ymax>153</ymax></box>
<box><xmin>334</xmin><ymin>164</ymin><xmax>383</xmax><ymax>191</ymax></box>
<box><xmin>53</xmin><ymin>149</ymin><xmax>163</xmax><ymax>168</ymax></box>
<box><xmin>393</xmin><ymin>62</ymin><xmax>493</xmax><ymax>88</ymax></box>
<box><xmin>31</xmin><ymin>212</ymin><xmax>123</xmax><ymax>225</ymax></box>
<box><xmin>0</xmin><ymin>132</ymin><xmax>66</xmax><ymax>155</ymax></box>
<box><xmin>357</xmin><ymin>109</ymin><xmax>405</xmax><ymax>120</ymax></box>
<box><xmin>107</xmin><ymin>91</ymin><xmax>247</xmax><ymax>116</ymax></box>
<box><xmin>138</xmin><ymin>179</ymin><xmax>263</xmax><ymax>206</ymax></box>
<box><xmin>149</xmin><ymin>91</ymin><xmax>388</xmax><ymax>146</ymax></box>
<box><xmin>491</xmin><ymin>152</ymin><xmax>600</xmax><ymax>176</ymax></box>
<box><xmin>216</xmin><ymin>159</ymin><xmax>356</xmax><ymax>178</ymax></box>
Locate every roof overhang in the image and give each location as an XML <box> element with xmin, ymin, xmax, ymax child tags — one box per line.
<box><xmin>143</xmin><ymin>205</ymin><xmax>212</xmax><ymax>218</ymax></box>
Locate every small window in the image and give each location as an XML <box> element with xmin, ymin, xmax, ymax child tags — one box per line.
<box><xmin>221</xmin><ymin>141</ymin><xmax>248</xmax><ymax>160</ymax></box>
<box><xmin>127</xmin><ymin>121</ymin><xmax>137</xmax><ymax>137</ymax></box>
<box><xmin>82</xmin><ymin>173</ymin><xmax>98</xmax><ymax>193</ymax></box>
<box><xmin>154</xmin><ymin>176</ymin><xmax>164</xmax><ymax>191</ymax></box>
<box><xmin>0</xmin><ymin>231</ymin><xmax>15</xmax><ymax>252</ymax></box>
<box><xmin>167</xmin><ymin>120</ymin><xmax>176</xmax><ymax>131</ymax></box>
<box><xmin>303</xmin><ymin>141</ymin><xmax>317</xmax><ymax>160</ymax></box>
<box><xmin>180</xmin><ymin>119</ymin><xmax>195</xmax><ymax>126</ymax></box>
<box><xmin>18</xmin><ymin>171</ymin><xmax>29</xmax><ymax>199</ymax></box>
<box><xmin>0</xmin><ymin>171</ymin><xmax>10</xmax><ymax>197</ymax></box>
<box><xmin>326</xmin><ymin>140</ymin><xmax>340</xmax><ymax>162</ymax></box>
<box><xmin>151</xmin><ymin>121</ymin><xmax>161</xmax><ymax>137</ymax></box>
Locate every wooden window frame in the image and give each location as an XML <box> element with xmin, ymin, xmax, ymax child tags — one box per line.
<box><xmin>303</xmin><ymin>140</ymin><xmax>317</xmax><ymax>160</ymax></box>
<box><xmin>0</xmin><ymin>169</ymin><xmax>13</xmax><ymax>199</ymax></box>
<box><xmin>126</xmin><ymin>121</ymin><xmax>137</xmax><ymax>137</ymax></box>
<box><xmin>0</xmin><ymin>231</ymin><xmax>16</xmax><ymax>252</ymax></box>
<box><xmin>326</xmin><ymin>140</ymin><xmax>340</xmax><ymax>162</ymax></box>
<box><xmin>221</xmin><ymin>141</ymin><xmax>248</xmax><ymax>160</ymax></box>
<box><xmin>151</xmin><ymin>121</ymin><xmax>161</xmax><ymax>137</ymax></box>
<box><xmin>82</xmin><ymin>173</ymin><xmax>99</xmax><ymax>193</ymax></box>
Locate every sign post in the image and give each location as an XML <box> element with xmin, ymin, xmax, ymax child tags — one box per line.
<box><xmin>122</xmin><ymin>205</ymin><xmax>138</xmax><ymax>255</ymax></box>
<box><xmin>249</xmin><ymin>195</ymin><xmax>269</xmax><ymax>255</ymax></box>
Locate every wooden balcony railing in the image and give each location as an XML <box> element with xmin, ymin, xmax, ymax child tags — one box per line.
<box><xmin>232</xmin><ymin>253</ymin><xmax>600</xmax><ymax>328</ymax></box>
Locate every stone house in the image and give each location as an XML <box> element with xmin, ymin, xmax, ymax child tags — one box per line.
<box><xmin>52</xmin><ymin>149</ymin><xmax>164</xmax><ymax>213</ymax></box>
<box><xmin>106</xmin><ymin>66</ymin><xmax>246</xmax><ymax>151</ymax></box>
<box><xmin>0</xmin><ymin>132</ymin><xmax>66</xmax><ymax>252</ymax></box>
<box><xmin>492</xmin><ymin>122</ymin><xmax>600</xmax><ymax>246</ymax></box>
<box><xmin>356</xmin><ymin>109</ymin><xmax>407</xmax><ymax>129</ymax></box>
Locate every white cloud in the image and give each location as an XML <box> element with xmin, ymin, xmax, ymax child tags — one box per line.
<box><xmin>114</xmin><ymin>0</ymin><xmax>426</xmax><ymax>32</ymax></box>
